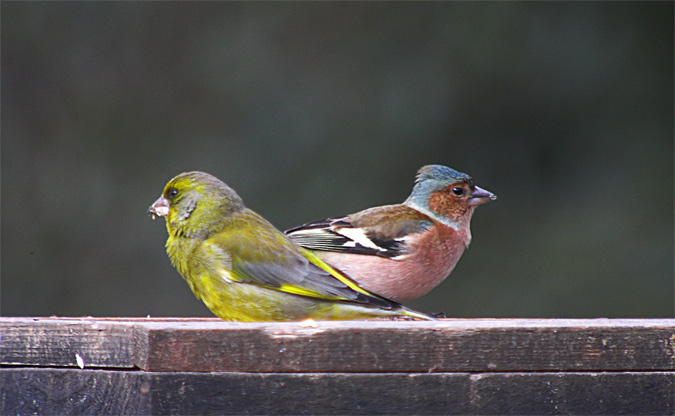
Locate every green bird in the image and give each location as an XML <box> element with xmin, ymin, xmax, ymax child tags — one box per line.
<box><xmin>148</xmin><ymin>171</ymin><xmax>434</xmax><ymax>322</ymax></box>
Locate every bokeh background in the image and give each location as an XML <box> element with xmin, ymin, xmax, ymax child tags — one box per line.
<box><xmin>2</xmin><ymin>2</ymin><xmax>673</xmax><ymax>318</ymax></box>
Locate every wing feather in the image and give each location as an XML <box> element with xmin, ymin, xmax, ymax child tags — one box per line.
<box><xmin>286</xmin><ymin>205</ymin><xmax>433</xmax><ymax>258</ymax></box>
<box><xmin>204</xmin><ymin>210</ymin><xmax>396</xmax><ymax>310</ymax></box>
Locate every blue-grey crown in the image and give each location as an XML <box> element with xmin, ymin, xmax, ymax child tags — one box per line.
<box><xmin>416</xmin><ymin>165</ymin><xmax>471</xmax><ymax>184</ymax></box>
<box><xmin>405</xmin><ymin>165</ymin><xmax>472</xmax><ymax>206</ymax></box>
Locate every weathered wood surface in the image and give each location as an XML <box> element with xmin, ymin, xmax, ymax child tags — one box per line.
<box><xmin>1</xmin><ymin>317</ymin><xmax>138</xmax><ymax>368</ymax></box>
<box><xmin>134</xmin><ymin>318</ymin><xmax>675</xmax><ymax>373</ymax></box>
<box><xmin>2</xmin><ymin>317</ymin><xmax>674</xmax><ymax>372</ymax></box>
<box><xmin>2</xmin><ymin>368</ymin><xmax>673</xmax><ymax>415</ymax></box>
<box><xmin>1</xmin><ymin>317</ymin><xmax>674</xmax><ymax>415</ymax></box>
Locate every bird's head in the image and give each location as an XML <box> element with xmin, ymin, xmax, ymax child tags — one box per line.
<box><xmin>149</xmin><ymin>171</ymin><xmax>244</xmax><ymax>238</ymax></box>
<box><xmin>404</xmin><ymin>165</ymin><xmax>496</xmax><ymax>228</ymax></box>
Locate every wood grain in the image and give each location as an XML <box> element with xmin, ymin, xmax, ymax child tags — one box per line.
<box><xmin>1</xmin><ymin>368</ymin><xmax>149</xmax><ymax>415</ymax></box>
<box><xmin>2</xmin><ymin>318</ymin><xmax>673</xmax><ymax>414</ymax></box>
<box><xmin>2</xmin><ymin>368</ymin><xmax>672</xmax><ymax>415</ymax></box>
<box><xmin>3</xmin><ymin>318</ymin><xmax>674</xmax><ymax>372</ymax></box>
<box><xmin>132</xmin><ymin>318</ymin><xmax>675</xmax><ymax>372</ymax></box>
<box><xmin>1</xmin><ymin>317</ymin><xmax>136</xmax><ymax>368</ymax></box>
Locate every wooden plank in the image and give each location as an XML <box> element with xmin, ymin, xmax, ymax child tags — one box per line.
<box><xmin>471</xmin><ymin>372</ymin><xmax>675</xmax><ymax>415</ymax></box>
<box><xmin>3</xmin><ymin>318</ymin><xmax>674</xmax><ymax>373</ymax></box>
<box><xmin>0</xmin><ymin>317</ymin><xmax>214</xmax><ymax>369</ymax></box>
<box><xmin>149</xmin><ymin>371</ymin><xmax>473</xmax><ymax>415</ymax></box>
<box><xmin>2</xmin><ymin>368</ymin><xmax>673</xmax><ymax>415</ymax></box>
<box><xmin>1</xmin><ymin>368</ymin><xmax>150</xmax><ymax>415</ymax></box>
<box><xmin>0</xmin><ymin>317</ymin><xmax>137</xmax><ymax>368</ymax></box>
<box><xmin>133</xmin><ymin>319</ymin><xmax>675</xmax><ymax>372</ymax></box>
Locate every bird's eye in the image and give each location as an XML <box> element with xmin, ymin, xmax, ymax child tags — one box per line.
<box><xmin>452</xmin><ymin>187</ymin><xmax>464</xmax><ymax>196</ymax></box>
<box><xmin>167</xmin><ymin>188</ymin><xmax>178</xmax><ymax>199</ymax></box>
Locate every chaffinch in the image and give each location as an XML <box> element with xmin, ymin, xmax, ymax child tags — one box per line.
<box><xmin>286</xmin><ymin>165</ymin><xmax>496</xmax><ymax>303</ymax></box>
<box><xmin>148</xmin><ymin>171</ymin><xmax>433</xmax><ymax>321</ymax></box>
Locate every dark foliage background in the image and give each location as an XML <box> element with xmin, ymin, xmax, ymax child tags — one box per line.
<box><xmin>2</xmin><ymin>2</ymin><xmax>673</xmax><ymax>318</ymax></box>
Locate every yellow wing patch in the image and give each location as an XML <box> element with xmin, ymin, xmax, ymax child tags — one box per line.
<box><xmin>300</xmin><ymin>248</ymin><xmax>377</xmax><ymax>297</ymax></box>
<box><xmin>277</xmin><ymin>284</ymin><xmax>335</xmax><ymax>300</ymax></box>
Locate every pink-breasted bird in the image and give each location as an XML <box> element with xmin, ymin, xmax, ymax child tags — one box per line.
<box><xmin>285</xmin><ymin>165</ymin><xmax>496</xmax><ymax>303</ymax></box>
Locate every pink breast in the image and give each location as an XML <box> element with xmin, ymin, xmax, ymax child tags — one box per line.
<box><xmin>316</xmin><ymin>225</ymin><xmax>469</xmax><ymax>302</ymax></box>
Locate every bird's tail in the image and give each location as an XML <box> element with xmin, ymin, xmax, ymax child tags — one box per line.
<box><xmin>396</xmin><ymin>305</ymin><xmax>436</xmax><ymax>320</ymax></box>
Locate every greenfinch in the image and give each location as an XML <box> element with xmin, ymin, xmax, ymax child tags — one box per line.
<box><xmin>148</xmin><ymin>171</ymin><xmax>433</xmax><ymax>322</ymax></box>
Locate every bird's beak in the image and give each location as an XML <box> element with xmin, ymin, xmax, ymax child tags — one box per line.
<box><xmin>148</xmin><ymin>196</ymin><xmax>170</xmax><ymax>219</ymax></box>
<box><xmin>469</xmin><ymin>186</ymin><xmax>497</xmax><ymax>206</ymax></box>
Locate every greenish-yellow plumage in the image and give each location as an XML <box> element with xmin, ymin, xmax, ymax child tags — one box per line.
<box><xmin>148</xmin><ymin>171</ymin><xmax>433</xmax><ymax>322</ymax></box>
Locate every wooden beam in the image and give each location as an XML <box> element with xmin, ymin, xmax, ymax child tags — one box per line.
<box><xmin>2</xmin><ymin>318</ymin><xmax>673</xmax><ymax>414</ymax></box>
<box><xmin>3</xmin><ymin>317</ymin><xmax>673</xmax><ymax>372</ymax></box>
<box><xmin>134</xmin><ymin>318</ymin><xmax>675</xmax><ymax>372</ymax></box>
<box><xmin>2</xmin><ymin>368</ymin><xmax>673</xmax><ymax>415</ymax></box>
<box><xmin>1</xmin><ymin>317</ymin><xmax>136</xmax><ymax>368</ymax></box>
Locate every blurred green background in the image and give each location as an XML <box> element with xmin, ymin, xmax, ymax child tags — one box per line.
<box><xmin>2</xmin><ymin>2</ymin><xmax>673</xmax><ymax>318</ymax></box>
